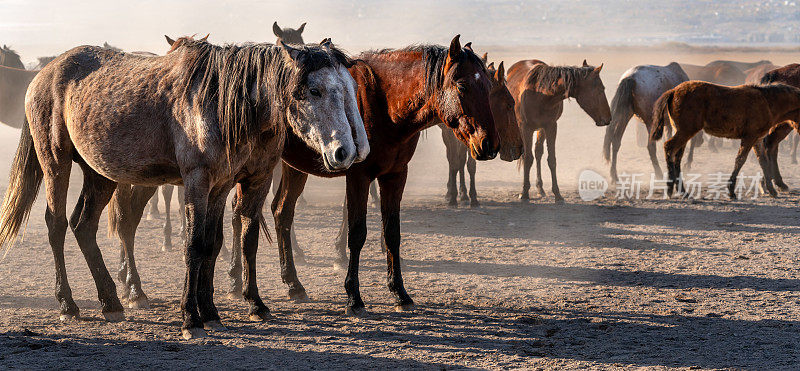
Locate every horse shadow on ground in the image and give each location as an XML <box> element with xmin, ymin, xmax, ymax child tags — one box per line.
<box><xmin>3</xmin><ymin>299</ymin><xmax>797</xmax><ymax>369</ymax></box>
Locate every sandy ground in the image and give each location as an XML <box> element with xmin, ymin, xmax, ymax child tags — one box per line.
<box><xmin>1</xmin><ymin>48</ymin><xmax>800</xmax><ymax>370</ymax></box>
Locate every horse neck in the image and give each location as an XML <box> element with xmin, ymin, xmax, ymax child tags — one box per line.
<box><xmin>363</xmin><ymin>52</ymin><xmax>438</xmax><ymax>140</ymax></box>
<box><xmin>765</xmin><ymin>87</ymin><xmax>800</xmax><ymax>122</ymax></box>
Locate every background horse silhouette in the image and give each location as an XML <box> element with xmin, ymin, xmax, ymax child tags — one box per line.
<box><xmin>603</xmin><ymin>62</ymin><xmax>689</xmax><ymax>182</ymax></box>
<box><xmin>507</xmin><ymin>59</ymin><xmax>611</xmax><ymax>202</ymax></box>
<box><xmin>651</xmin><ymin>81</ymin><xmax>800</xmax><ymax>199</ymax></box>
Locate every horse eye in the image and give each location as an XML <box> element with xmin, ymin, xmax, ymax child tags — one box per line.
<box><xmin>457</xmin><ymin>83</ymin><xmax>467</xmax><ymax>93</ymax></box>
<box><xmin>310</xmin><ymin>88</ymin><xmax>321</xmax><ymax>97</ymax></box>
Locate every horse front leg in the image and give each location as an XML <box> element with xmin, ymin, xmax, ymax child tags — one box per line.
<box><xmin>765</xmin><ymin>124</ymin><xmax>792</xmax><ymax>192</ymax></box>
<box><xmin>236</xmin><ymin>179</ymin><xmax>273</xmax><ymax>320</ymax></box>
<box><xmin>272</xmin><ymin>163</ymin><xmax>310</xmax><ymax>302</ymax></box>
<box><xmin>343</xmin><ymin>172</ymin><xmax>371</xmax><ymax>316</ymax></box>
<box><xmin>196</xmin><ymin>184</ymin><xmax>230</xmax><ymax>332</ymax></box>
<box><xmin>534</xmin><ymin>128</ymin><xmax>546</xmax><ymax>198</ymax></box>
<box><xmin>519</xmin><ymin>126</ymin><xmax>535</xmax><ymax>201</ymax></box>
<box><xmin>442</xmin><ymin>128</ymin><xmax>460</xmax><ymax>206</ymax></box>
<box><xmin>333</xmin><ymin>197</ymin><xmax>349</xmax><ymax>270</ymax></box>
<box><xmin>180</xmin><ymin>172</ymin><xmax>210</xmax><ymax>339</ymax></box>
<box><xmin>146</xmin><ymin>189</ymin><xmax>160</xmax><ymax>220</ymax></box>
<box><xmin>754</xmin><ymin>140</ymin><xmax>778</xmax><ymax>197</ymax></box>
<box><xmin>467</xmin><ymin>155</ymin><xmax>478</xmax><ymax>207</ymax></box>
<box><xmin>228</xmin><ymin>185</ymin><xmax>244</xmax><ymax>299</ymax></box>
<box><xmin>378</xmin><ymin>169</ymin><xmax>414</xmax><ymax>311</ymax></box>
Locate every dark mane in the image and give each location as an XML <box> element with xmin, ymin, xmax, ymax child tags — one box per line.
<box><xmin>749</xmin><ymin>82</ymin><xmax>800</xmax><ymax>98</ymax></box>
<box><xmin>360</xmin><ymin>44</ymin><xmax>487</xmax><ymax>97</ymax></box>
<box><xmin>173</xmin><ymin>39</ymin><xmax>355</xmax><ymax>160</ymax></box>
<box><xmin>526</xmin><ymin>64</ymin><xmax>595</xmax><ymax>96</ymax></box>
<box><xmin>0</xmin><ymin>45</ymin><xmax>24</xmax><ymax>69</ymax></box>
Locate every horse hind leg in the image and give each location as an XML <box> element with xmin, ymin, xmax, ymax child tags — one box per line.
<box><xmin>114</xmin><ymin>184</ymin><xmax>157</xmax><ymax>309</ymax></box>
<box><xmin>753</xmin><ymin>140</ymin><xmax>778</xmax><ymax>197</ymax></box>
<box><xmin>272</xmin><ymin>163</ymin><xmax>311</xmax><ymax>302</ymax></box>
<box><xmin>663</xmin><ymin>130</ymin><xmax>695</xmax><ymax>198</ymax></box>
<box><xmin>146</xmin><ymin>189</ymin><xmax>160</xmax><ymax>220</ymax></box>
<box><xmin>70</xmin><ymin>161</ymin><xmax>125</xmax><ymax>321</ymax></box>
<box><xmin>534</xmin><ymin>129</ymin><xmax>546</xmax><ymax>198</ymax></box>
<box><xmin>728</xmin><ymin>137</ymin><xmax>758</xmax><ymax>200</ymax></box>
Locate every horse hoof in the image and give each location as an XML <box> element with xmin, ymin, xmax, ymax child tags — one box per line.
<box><xmin>103</xmin><ymin>311</ymin><xmax>125</xmax><ymax>322</ymax></box>
<box><xmin>127</xmin><ymin>297</ymin><xmax>150</xmax><ymax>309</ymax></box>
<box><xmin>394</xmin><ymin>303</ymin><xmax>415</xmax><ymax>312</ymax></box>
<box><xmin>344</xmin><ymin>306</ymin><xmax>368</xmax><ymax>317</ymax></box>
<box><xmin>161</xmin><ymin>245</ymin><xmax>171</xmax><ymax>252</ymax></box>
<box><xmin>203</xmin><ymin>320</ymin><xmax>227</xmax><ymax>331</ymax></box>
<box><xmin>226</xmin><ymin>291</ymin><xmax>243</xmax><ymax>301</ymax></box>
<box><xmin>293</xmin><ymin>254</ymin><xmax>308</xmax><ymax>266</ymax></box>
<box><xmin>289</xmin><ymin>290</ymin><xmax>310</xmax><ymax>303</ymax></box>
<box><xmin>249</xmin><ymin>311</ymin><xmax>271</xmax><ymax>322</ymax></box>
<box><xmin>447</xmin><ymin>200</ymin><xmax>458</xmax><ymax>208</ymax></box>
<box><xmin>182</xmin><ymin>327</ymin><xmax>207</xmax><ymax>340</ymax></box>
<box><xmin>333</xmin><ymin>260</ymin><xmax>347</xmax><ymax>272</ymax></box>
<box><xmin>518</xmin><ymin>193</ymin><xmax>529</xmax><ymax>202</ymax></box>
<box><xmin>59</xmin><ymin>313</ymin><xmax>79</xmax><ymax>322</ymax></box>
<box><xmin>469</xmin><ymin>201</ymin><xmax>480</xmax><ymax>208</ymax></box>
<box><xmin>554</xmin><ymin>198</ymin><xmax>565</xmax><ymax>204</ymax></box>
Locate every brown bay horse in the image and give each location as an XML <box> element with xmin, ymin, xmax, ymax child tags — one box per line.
<box><xmin>0</xmin><ymin>38</ymin><xmax>368</xmax><ymax>339</ymax></box>
<box><xmin>507</xmin><ymin>59</ymin><xmax>611</xmax><ymax>202</ymax></box>
<box><xmin>439</xmin><ymin>60</ymin><xmax>523</xmax><ymax>207</ymax></box>
<box><xmin>651</xmin><ymin>81</ymin><xmax>800</xmax><ymax>199</ymax></box>
<box><xmin>760</xmin><ymin>64</ymin><xmax>800</xmax><ymax>191</ymax></box>
<box><xmin>271</xmin><ymin>36</ymin><xmax>499</xmax><ymax>315</ymax></box>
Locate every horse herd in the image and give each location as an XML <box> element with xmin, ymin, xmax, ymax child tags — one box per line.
<box><xmin>0</xmin><ymin>22</ymin><xmax>799</xmax><ymax>340</ymax></box>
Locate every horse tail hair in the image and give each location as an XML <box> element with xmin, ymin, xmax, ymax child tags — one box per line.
<box><xmin>106</xmin><ymin>187</ymin><xmax>122</xmax><ymax>238</ymax></box>
<box><xmin>0</xmin><ymin>117</ymin><xmax>43</xmax><ymax>260</ymax></box>
<box><xmin>650</xmin><ymin>89</ymin><xmax>675</xmax><ymax>142</ymax></box>
<box><xmin>604</xmin><ymin>76</ymin><xmax>636</xmax><ymax>162</ymax></box>
<box><xmin>258</xmin><ymin>211</ymin><xmax>273</xmax><ymax>244</ymax></box>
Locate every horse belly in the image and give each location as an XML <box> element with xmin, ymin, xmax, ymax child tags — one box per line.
<box><xmin>66</xmin><ymin>116</ymin><xmax>181</xmax><ymax>185</ymax></box>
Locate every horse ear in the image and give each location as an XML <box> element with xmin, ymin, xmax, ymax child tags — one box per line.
<box><xmin>464</xmin><ymin>42</ymin><xmax>473</xmax><ymax>52</ymax></box>
<box><xmin>280</xmin><ymin>41</ymin><xmax>301</xmax><ymax>60</ymax></box>
<box><xmin>273</xmin><ymin>22</ymin><xmax>283</xmax><ymax>38</ymax></box>
<box><xmin>582</xmin><ymin>59</ymin><xmax>589</xmax><ymax>67</ymax></box>
<box><xmin>496</xmin><ymin>61</ymin><xmax>505</xmax><ymax>82</ymax></box>
<box><xmin>487</xmin><ymin>62</ymin><xmax>495</xmax><ymax>70</ymax></box>
<box><xmin>200</xmin><ymin>34</ymin><xmax>210</xmax><ymax>42</ymax></box>
<box><xmin>448</xmin><ymin>34</ymin><xmax>462</xmax><ymax>60</ymax></box>
<box><xmin>297</xmin><ymin>22</ymin><xmax>306</xmax><ymax>33</ymax></box>
<box><xmin>320</xmin><ymin>38</ymin><xmax>332</xmax><ymax>48</ymax></box>
<box><xmin>165</xmin><ymin>35</ymin><xmax>176</xmax><ymax>46</ymax></box>
<box><xmin>481</xmin><ymin>52</ymin><xmax>488</xmax><ymax>64</ymax></box>
<box><xmin>593</xmin><ymin>63</ymin><xmax>604</xmax><ymax>75</ymax></box>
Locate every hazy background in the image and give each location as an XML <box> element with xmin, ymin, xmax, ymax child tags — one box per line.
<box><xmin>2</xmin><ymin>0</ymin><xmax>799</xmax><ymax>64</ymax></box>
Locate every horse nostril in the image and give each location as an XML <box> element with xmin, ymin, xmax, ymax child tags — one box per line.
<box><xmin>334</xmin><ymin>147</ymin><xmax>348</xmax><ymax>163</ymax></box>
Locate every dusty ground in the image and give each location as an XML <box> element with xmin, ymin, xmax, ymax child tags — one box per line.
<box><xmin>1</xmin><ymin>48</ymin><xmax>800</xmax><ymax>370</ymax></box>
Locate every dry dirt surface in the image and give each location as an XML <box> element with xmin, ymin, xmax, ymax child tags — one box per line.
<box><xmin>1</xmin><ymin>48</ymin><xmax>800</xmax><ymax>370</ymax></box>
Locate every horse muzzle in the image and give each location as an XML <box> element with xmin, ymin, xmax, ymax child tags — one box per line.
<box><xmin>500</xmin><ymin>144</ymin><xmax>523</xmax><ymax>162</ymax></box>
<box><xmin>470</xmin><ymin>136</ymin><xmax>498</xmax><ymax>161</ymax></box>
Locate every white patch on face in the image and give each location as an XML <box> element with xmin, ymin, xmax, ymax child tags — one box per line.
<box><xmin>474</xmin><ymin>72</ymin><xmax>481</xmax><ymax>81</ymax></box>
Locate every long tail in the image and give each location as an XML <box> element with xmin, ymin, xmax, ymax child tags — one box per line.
<box><xmin>650</xmin><ymin>90</ymin><xmax>675</xmax><ymax>142</ymax></box>
<box><xmin>0</xmin><ymin>117</ymin><xmax>44</xmax><ymax>260</ymax></box>
<box><xmin>604</xmin><ymin>77</ymin><xmax>636</xmax><ymax>162</ymax></box>
<box><xmin>106</xmin><ymin>185</ymin><xmax>124</xmax><ymax>238</ymax></box>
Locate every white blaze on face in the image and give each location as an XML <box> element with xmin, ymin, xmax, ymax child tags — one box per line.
<box><xmin>474</xmin><ymin>72</ymin><xmax>481</xmax><ymax>81</ymax></box>
<box><xmin>289</xmin><ymin>66</ymin><xmax>361</xmax><ymax>170</ymax></box>
<box><xmin>337</xmin><ymin>65</ymin><xmax>369</xmax><ymax>162</ymax></box>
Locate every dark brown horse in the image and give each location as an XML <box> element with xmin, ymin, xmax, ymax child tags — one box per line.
<box><xmin>760</xmin><ymin>64</ymin><xmax>800</xmax><ymax>191</ymax></box>
<box><xmin>440</xmin><ymin>60</ymin><xmax>523</xmax><ymax>207</ymax></box>
<box><xmin>0</xmin><ymin>45</ymin><xmax>24</xmax><ymax>69</ymax></box>
<box><xmin>270</xmin><ymin>37</ymin><xmax>499</xmax><ymax>315</ymax></box>
<box><xmin>651</xmin><ymin>81</ymin><xmax>800</xmax><ymax>199</ymax></box>
<box><xmin>507</xmin><ymin>59</ymin><xmax>611</xmax><ymax>202</ymax></box>
<box><xmin>0</xmin><ymin>37</ymin><xmax>367</xmax><ymax>339</ymax></box>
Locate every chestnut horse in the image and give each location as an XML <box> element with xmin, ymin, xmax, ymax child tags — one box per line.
<box><xmin>760</xmin><ymin>64</ymin><xmax>800</xmax><ymax>191</ymax></box>
<box><xmin>651</xmin><ymin>81</ymin><xmax>800</xmax><ymax>199</ymax></box>
<box><xmin>271</xmin><ymin>37</ymin><xmax>499</xmax><ymax>315</ymax></box>
<box><xmin>603</xmin><ymin>62</ymin><xmax>689</xmax><ymax>182</ymax></box>
<box><xmin>507</xmin><ymin>59</ymin><xmax>611</xmax><ymax>202</ymax></box>
<box><xmin>439</xmin><ymin>60</ymin><xmax>523</xmax><ymax>207</ymax></box>
<box><xmin>0</xmin><ymin>38</ymin><xmax>367</xmax><ymax>339</ymax></box>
